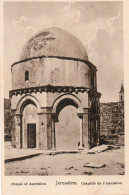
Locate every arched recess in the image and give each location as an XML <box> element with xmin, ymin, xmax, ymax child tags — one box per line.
<box><xmin>16</xmin><ymin>94</ymin><xmax>41</xmax><ymax>114</ymax></box>
<box><xmin>56</xmin><ymin>98</ymin><xmax>78</xmax><ymax>117</ymax></box>
<box><xmin>52</xmin><ymin>94</ymin><xmax>83</xmax><ymax>150</ymax></box>
<box><xmin>16</xmin><ymin>95</ymin><xmax>40</xmax><ymax>149</ymax></box>
<box><xmin>52</xmin><ymin>93</ymin><xmax>83</xmax><ymax>114</ymax></box>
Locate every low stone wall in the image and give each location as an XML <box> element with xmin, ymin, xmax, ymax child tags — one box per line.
<box><xmin>100</xmin><ymin>102</ymin><xmax>124</xmax><ymax>145</ymax></box>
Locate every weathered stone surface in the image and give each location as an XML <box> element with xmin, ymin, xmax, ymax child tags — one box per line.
<box><xmin>20</xmin><ymin>27</ymin><xmax>88</xmax><ymax>61</ymax></box>
<box><xmin>83</xmin><ymin>163</ymin><xmax>106</xmax><ymax>168</ymax></box>
<box><xmin>8</xmin><ymin>27</ymin><xmax>101</xmax><ymax>150</ymax></box>
<box><xmin>4</xmin><ymin>99</ymin><xmax>13</xmax><ymax>138</ymax></box>
<box><xmin>100</xmin><ymin>102</ymin><xmax>124</xmax><ymax>145</ymax></box>
<box><xmin>88</xmin><ymin>144</ymin><xmax>110</xmax><ymax>154</ymax></box>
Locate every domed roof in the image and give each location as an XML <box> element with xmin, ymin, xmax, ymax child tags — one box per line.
<box><xmin>20</xmin><ymin>27</ymin><xmax>88</xmax><ymax>61</ymax></box>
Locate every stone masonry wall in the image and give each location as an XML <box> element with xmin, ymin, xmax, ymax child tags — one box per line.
<box><xmin>4</xmin><ymin>99</ymin><xmax>13</xmax><ymax>141</ymax></box>
<box><xmin>100</xmin><ymin>102</ymin><xmax>124</xmax><ymax>145</ymax></box>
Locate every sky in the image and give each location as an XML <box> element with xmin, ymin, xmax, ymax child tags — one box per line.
<box><xmin>3</xmin><ymin>1</ymin><xmax>123</xmax><ymax>102</ymax></box>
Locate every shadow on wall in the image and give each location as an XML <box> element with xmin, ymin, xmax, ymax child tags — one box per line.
<box><xmin>55</xmin><ymin>105</ymin><xmax>80</xmax><ymax>150</ymax></box>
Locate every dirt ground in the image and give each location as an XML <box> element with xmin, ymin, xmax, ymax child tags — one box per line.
<box><xmin>5</xmin><ymin>146</ymin><xmax>124</xmax><ymax>176</ymax></box>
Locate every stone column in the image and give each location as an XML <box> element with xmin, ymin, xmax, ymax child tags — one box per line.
<box><xmin>20</xmin><ymin>113</ymin><xmax>22</xmax><ymax>148</ymax></box>
<box><xmin>22</xmin><ymin>115</ymin><xmax>25</xmax><ymax>148</ymax></box>
<box><xmin>78</xmin><ymin>113</ymin><xmax>84</xmax><ymax>150</ymax></box>
<box><xmin>51</xmin><ymin>114</ymin><xmax>56</xmax><ymax>150</ymax></box>
<box><xmin>11</xmin><ymin>110</ymin><xmax>16</xmax><ymax>148</ymax></box>
<box><xmin>22</xmin><ymin>114</ymin><xmax>28</xmax><ymax>149</ymax></box>
<box><xmin>46</xmin><ymin>113</ymin><xmax>52</xmax><ymax>150</ymax></box>
<box><xmin>97</xmin><ymin>115</ymin><xmax>100</xmax><ymax>145</ymax></box>
<box><xmin>83</xmin><ymin>109</ymin><xmax>90</xmax><ymax>150</ymax></box>
<box><xmin>38</xmin><ymin>113</ymin><xmax>48</xmax><ymax>150</ymax></box>
<box><xmin>14</xmin><ymin>113</ymin><xmax>21</xmax><ymax>149</ymax></box>
<box><xmin>38</xmin><ymin>108</ymin><xmax>53</xmax><ymax>150</ymax></box>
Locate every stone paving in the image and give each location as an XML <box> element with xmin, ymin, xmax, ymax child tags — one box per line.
<box><xmin>5</xmin><ymin>142</ymin><xmax>110</xmax><ymax>162</ymax></box>
<box><xmin>5</xmin><ymin>146</ymin><xmax>125</xmax><ymax>176</ymax></box>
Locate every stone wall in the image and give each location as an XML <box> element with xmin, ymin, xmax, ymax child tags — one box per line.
<box><xmin>4</xmin><ymin>99</ymin><xmax>12</xmax><ymax>141</ymax></box>
<box><xmin>100</xmin><ymin>102</ymin><xmax>124</xmax><ymax>145</ymax></box>
<box><xmin>12</xmin><ymin>58</ymin><xmax>96</xmax><ymax>90</ymax></box>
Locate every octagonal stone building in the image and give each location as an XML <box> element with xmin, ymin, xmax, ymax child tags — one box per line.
<box><xmin>10</xmin><ymin>27</ymin><xmax>101</xmax><ymax>150</ymax></box>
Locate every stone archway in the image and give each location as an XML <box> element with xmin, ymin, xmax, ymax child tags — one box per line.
<box><xmin>52</xmin><ymin>93</ymin><xmax>82</xmax><ymax>113</ymax></box>
<box><xmin>52</xmin><ymin>95</ymin><xmax>85</xmax><ymax>150</ymax></box>
<box><xmin>56</xmin><ymin>98</ymin><xmax>80</xmax><ymax>150</ymax></box>
<box><xmin>15</xmin><ymin>96</ymin><xmax>40</xmax><ymax>149</ymax></box>
<box><xmin>16</xmin><ymin>94</ymin><xmax>41</xmax><ymax>114</ymax></box>
<box><xmin>21</xmin><ymin>99</ymin><xmax>38</xmax><ymax>149</ymax></box>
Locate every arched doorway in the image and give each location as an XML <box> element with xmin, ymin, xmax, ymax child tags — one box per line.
<box><xmin>21</xmin><ymin>99</ymin><xmax>38</xmax><ymax>148</ymax></box>
<box><xmin>55</xmin><ymin>98</ymin><xmax>80</xmax><ymax>150</ymax></box>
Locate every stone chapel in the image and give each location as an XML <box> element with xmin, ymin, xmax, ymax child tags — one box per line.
<box><xmin>9</xmin><ymin>27</ymin><xmax>101</xmax><ymax>150</ymax></box>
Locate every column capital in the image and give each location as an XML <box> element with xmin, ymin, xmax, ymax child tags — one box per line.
<box><xmin>78</xmin><ymin>113</ymin><xmax>84</xmax><ymax>150</ymax></box>
<box><xmin>15</xmin><ymin>113</ymin><xmax>22</xmax><ymax>117</ymax></box>
<box><xmin>51</xmin><ymin>113</ymin><xmax>57</xmax><ymax>117</ymax></box>
<box><xmin>83</xmin><ymin>108</ymin><xmax>89</xmax><ymax>114</ymax></box>
<box><xmin>77</xmin><ymin>111</ymin><xmax>88</xmax><ymax>118</ymax></box>
<box><xmin>77</xmin><ymin>113</ymin><xmax>84</xmax><ymax>119</ymax></box>
<box><xmin>51</xmin><ymin>113</ymin><xmax>58</xmax><ymax>122</ymax></box>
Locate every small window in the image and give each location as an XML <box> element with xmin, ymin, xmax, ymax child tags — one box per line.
<box><xmin>25</xmin><ymin>70</ymin><xmax>29</xmax><ymax>81</ymax></box>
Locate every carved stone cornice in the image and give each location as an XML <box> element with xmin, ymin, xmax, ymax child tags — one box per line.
<box><xmin>9</xmin><ymin>85</ymin><xmax>101</xmax><ymax>99</ymax></box>
<box><xmin>9</xmin><ymin>85</ymin><xmax>89</xmax><ymax>98</ymax></box>
<box><xmin>11</xmin><ymin>55</ymin><xmax>97</xmax><ymax>71</ymax></box>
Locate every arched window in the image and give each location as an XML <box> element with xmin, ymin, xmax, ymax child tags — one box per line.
<box><xmin>25</xmin><ymin>70</ymin><xmax>29</xmax><ymax>81</ymax></box>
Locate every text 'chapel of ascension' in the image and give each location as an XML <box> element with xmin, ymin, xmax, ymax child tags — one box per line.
<box><xmin>9</xmin><ymin>27</ymin><xmax>101</xmax><ymax>150</ymax></box>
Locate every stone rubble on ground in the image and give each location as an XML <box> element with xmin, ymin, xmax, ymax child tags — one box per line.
<box><xmin>83</xmin><ymin>163</ymin><xmax>106</xmax><ymax>168</ymax></box>
<box><xmin>65</xmin><ymin>166</ymin><xmax>74</xmax><ymax>170</ymax></box>
<box><xmin>87</xmin><ymin>144</ymin><xmax>110</xmax><ymax>154</ymax></box>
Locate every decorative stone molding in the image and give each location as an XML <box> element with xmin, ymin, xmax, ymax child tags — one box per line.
<box><xmin>9</xmin><ymin>85</ymin><xmax>90</xmax><ymax>98</ymax></box>
<box><xmin>15</xmin><ymin>94</ymin><xmax>41</xmax><ymax>114</ymax></box>
<box><xmin>9</xmin><ymin>85</ymin><xmax>101</xmax><ymax>98</ymax></box>
<box><xmin>11</xmin><ymin>55</ymin><xmax>97</xmax><ymax>72</ymax></box>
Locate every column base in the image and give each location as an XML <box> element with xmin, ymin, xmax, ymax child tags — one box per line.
<box><xmin>78</xmin><ymin>147</ymin><xmax>84</xmax><ymax>150</ymax></box>
<box><xmin>52</xmin><ymin>147</ymin><xmax>56</xmax><ymax>151</ymax></box>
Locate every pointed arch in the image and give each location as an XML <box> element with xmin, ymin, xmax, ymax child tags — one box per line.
<box><xmin>52</xmin><ymin>93</ymin><xmax>83</xmax><ymax>114</ymax></box>
<box><xmin>16</xmin><ymin>94</ymin><xmax>41</xmax><ymax>114</ymax></box>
